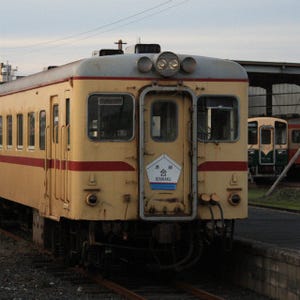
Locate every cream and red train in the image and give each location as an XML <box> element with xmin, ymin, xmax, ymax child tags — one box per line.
<box><xmin>0</xmin><ymin>44</ymin><xmax>248</xmax><ymax>270</ymax></box>
<box><xmin>248</xmin><ymin>116</ymin><xmax>289</xmax><ymax>181</ymax></box>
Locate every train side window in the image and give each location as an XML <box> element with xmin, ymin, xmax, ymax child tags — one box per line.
<box><xmin>0</xmin><ymin>116</ymin><xmax>3</xmax><ymax>148</ymax></box>
<box><xmin>275</xmin><ymin>121</ymin><xmax>287</xmax><ymax>144</ymax></box>
<box><xmin>151</xmin><ymin>101</ymin><xmax>177</xmax><ymax>142</ymax></box>
<box><xmin>66</xmin><ymin>99</ymin><xmax>70</xmax><ymax>148</ymax></box>
<box><xmin>7</xmin><ymin>115</ymin><xmax>13</xmax><ymax>148</ymax></box>
<box><xmin>88</xmin><ymin>94</ymin><xmax>134</xmax><ymax>141</ymax></box>
<box><xmin>17</xmin><ymin>114</ymin><xmax>23</xmax><ymax>149</ymax></box>
<box><xmin>28</xmin><ymin>112</ymin><xmax>35</xmax><ymax>149</ymax></box>
<box><xmin>292</xmin><ymin>130</ymin><xmax>300</xmax><ymax>144</ymax></box>
<box><xmin>197</xmin><ymin>96</ymin><xmax>238</xmax><ymax>142</ymax></box>
<box><xmin>248</xmin><ymin>121</ymin><xmax>258</xmax><ymax>144</ymax></box>
<box><xmin>39</xmin><ymin>110</ymin><xmax>46</xmax><ymax>150</ymax></box>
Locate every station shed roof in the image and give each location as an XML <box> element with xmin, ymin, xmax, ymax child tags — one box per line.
<box><xmin>235</xmin><ymin>60</ymin><xmax>300</xmax><ymax>88</ymax></box>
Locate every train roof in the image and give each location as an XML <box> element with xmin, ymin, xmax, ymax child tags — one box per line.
<box><xmin>248</xmin><ymin>116</ymin><xmax>288</xmax><ymax>123</ymax></box>
<box><xmin>0</xmin><ymin>53</ymin><xmax>248</xmax><ymax>96</ymax></box>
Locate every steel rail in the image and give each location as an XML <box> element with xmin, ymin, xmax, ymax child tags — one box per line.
<box><xmin>175</xmin><ymin>281</ymin><xmax>225</xmax><ymax>300</ymax></box>
<box><xmin>74</xmin><ymin>268</ymin><xmax>146</xmax><ymax>300</ymax></box>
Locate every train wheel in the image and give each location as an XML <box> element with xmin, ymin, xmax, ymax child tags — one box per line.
<box><xmin>81</xmin><ymin>243</ymin><xmax>113</xmax><ymax>277</ymax></box>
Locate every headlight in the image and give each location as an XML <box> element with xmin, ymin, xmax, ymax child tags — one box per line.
<box><xmin>86</xmin><ymin>193</ymin><xmax>98</xmax><ymax>206</ymax></box>
<box><xmin>248</xmin><ymin>149</ymin><xmax>255</xmax><ymax>155</ymax></box>
<box><xmin>277</xmin><ymin>149</ymin><xmax>287</xmax><ymax>155</ymax></box>
<box><xmin>228</xmin><ymin>193</ymin><xmax>241</xmax><ymax>206</ymax></box>
<box><xmin>154</xmin><ymin>52</ymin><xmax>180</xmax><ymax>77</ymax></box>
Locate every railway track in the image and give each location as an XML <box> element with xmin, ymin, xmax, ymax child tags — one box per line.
<box><xmin>1</xmin><ymin>221</ymin><xmax>274</xmax><ymax>300</ymax></box>
<box><xmin>0</xmin><ymin>226</ymin><xmax>225</xmax><ymax>300</ymax></box>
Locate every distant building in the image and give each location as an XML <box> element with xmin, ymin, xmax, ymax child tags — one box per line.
<box><xmin>236</xmin><ymin>61</ymin><xmax>300</xmax><ymax>118</ymax></box>
<box><xmin>0</xmin><ymin>62</ymin><xmax>18</xmax><ymax>83</ymax></box>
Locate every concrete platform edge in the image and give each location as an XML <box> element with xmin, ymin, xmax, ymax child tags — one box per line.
<box><xmin>229</xmin><ymin>238</ymin><xmax>300</xmax><ymax>300</ymax></box>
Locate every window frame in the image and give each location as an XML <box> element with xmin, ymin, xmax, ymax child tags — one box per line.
<box><xmin>6</xmin><ymin>115</ymin><xmax>13</xmax><ymax>149</ymax></box>
<box><xmin>39</xmin><ymin>110</ymin><xmax>46</xmax><ymax>150</ymax></box>
<box><xmin>0</xmin><ymin>116</ymin><xmax>3</xmax><ymax>149</ymax></box>
<box><xmin>274</xmin><ymin>121</ymin><xmax>287</xmax><ymax>145</ymax></box>
<box><xmin>87</xmin><ymin>93</ymin><xmax>135</xmax><ymax>142</ymax></box>
<box><xmin>17</xmin><ymin>114</ymin><xmax>24</xmax><ymax>150</ymax></box>
<box><xmin>150</xmin><ymin>99</ymin><xmax>178</xmax><ymax>142</ymax></box>
<box><xmin>291</xmin><ymin>129</ymin><xmax>300</xmax><ymax>144</ymax></box>
<box><xmin>197</xmin><ymin>95</ymin><xmax>240</xmax><ymax>143</ymax></box>
<box><xmin>248</xmin><ymin>121</ymin><xmax>258</xmax><ymax>145</ymax></box>
<box><xmin>28</xmin><ymin>112</ymin><xmax>35</xmax><ymax>150</ymax></box>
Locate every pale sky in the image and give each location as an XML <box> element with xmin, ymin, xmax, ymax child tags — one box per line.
<box><xmin>1</xmin><ymin>0</ymin><xmax>299</xmax><ymax>76</ymax></box>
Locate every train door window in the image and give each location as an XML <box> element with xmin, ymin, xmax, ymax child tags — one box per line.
<box><xmin>6</xmin><ymin>115</ymin><xmax>12</xmax><ymax>148</ymax></box>
<box><xmin>151</xmin><ymin>101</ymin><xmax>177</xmax><ymax>142</ymax></box>
<box><xmin>66</xmin><ymin>99</ymin><xmax>70</xmax><ymax>148</ymax></box>
<box><xmin>53</xmin><ymin>105</ymin><xmax>59</xmax><ymax>143</ymax></box>
<box><xmin>292</xmin><ymin>130</ymin><xmax>300</xmax><ymax>143</ymax></box>
<box><xmin>88</xmin><ymin>94</ymin><xmax>134</xmax><ymax>141</ymax></box>
<box><xmin>28</xmin><ymin>112</ymin><xmax>35</xmax><ymax>149</ymax></box>
<box><xmin>39</xmin><ymin>110</ymin><xmax>46</xmax><ymax>150</ymax></box>
<box><xmin>197</xmin><ymin>96</ymin><xmax>238</xmax><ymax>142</ymax></box>
<box><xmin>248</xmin><ymin>121</ymin><xmax>258</xmax><ymax>144</ymax></box>
<box><xmin>0</xmin><ymin>116</ymin><xmax>3</xmax><ymax>148</ymax></box>
<box><xmin>275</xmin><ymin>121</ymin><xmax>287</xmax><ymax>144</ymax></box>
<box><xmin>261</xmin><ymin>129</ymin><xmax>271</xmax><ymax>144</ymax></box>
<box><xmin>17</xmin><ymin>114</ymin><xmax>23</xmax><ymax>149</ymax></box>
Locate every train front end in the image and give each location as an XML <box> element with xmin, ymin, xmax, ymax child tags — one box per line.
<box><xmin>65</xmin><ymin>45</ymin><xmax>249</xmax><ymax>270</ymax></box>
<box><xmin>248</xmin><ymin>117</ymin><xmax>288</xmax><ymax>181</ymax></box>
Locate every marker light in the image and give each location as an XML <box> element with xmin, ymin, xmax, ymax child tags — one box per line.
<box><xmin>181</xmin><ymin>57</ymin><xmax>197</xmax><ymax>73</ymax></box>
<box><xmin>154</xmin><ymin>52</ymin><xmax>180</xmax><ymax>77</ymax></box>
<box><xmin>137</xmin><ymin>56</ymin><xmax>153</xmax><ymax>73</ymax></box>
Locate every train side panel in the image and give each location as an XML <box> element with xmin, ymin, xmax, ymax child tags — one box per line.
<box><xmin>197</xmin><ymin>82</ymin><xmax>248</xmax><ymax>219</ymax></box>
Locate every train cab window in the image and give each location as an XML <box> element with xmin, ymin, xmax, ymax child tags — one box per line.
<box><xmin>17</xmin><ymin>114</ymin><xmax>23</xmax><ymax>149</ymax></box>
<box><xmin>292</xmin><ymin>130</ymin><xmax>300</xmax><ymax>143</ymax></box>
<box><xmin>39</xmin><ymin>110</ymin><xmax>46</xmax><ymax>150</ymax></box>
<box><xmin>28</xmin><ymin>112</ymin><xmax>35</xmax><ymax>149</ymax></box>
<box><xmin>151</xmin><ymin>101</ymin><xmax>177</xmax><ymax>142</ymax></box>
<box><xmin>197</xmin><ymin>96</ymin><xmax>238</xmax><ymax>142</ymax></box>
<box><xmin>0</xmin><ymin>116</ymin><xmax>3</xmax><ymax>148</ymax></box>
<box><xmin>248</xmin><ymin>121</ymin><xmax>258</xmax><ymax>144</ymax></box>
<box><xmin>261</xmin><ymin>129</ymin><xmax>271</xmax><ymax>144</ymax></box>
<box><xmin>88</xmin><ymin>94</ymin><xmax>134</xmax><ymax>141</ymax></box>
<box><xmin>7</xmin><ymin>115</ymin><xmax>13</xmax><ymax>148</ymax></box>
<box><xmin>275</xmin><ymin>121</ymin><xmax>287</xmax><ymax>144</ymax></box>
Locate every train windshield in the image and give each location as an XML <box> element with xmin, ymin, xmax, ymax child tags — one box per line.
<box><xmin>261</xmin><ymin>129</ymin><xmax>271</xmax><ymax>144</ymax></box>
<box><xmin>275</xmin><ymin>121</ymin><xmax>287</xmax><ymax>145</ymax></box>
<box><xmin>248</xmin><ymin>121</ymin><xmax>258</xmax><ymax>144</ymax></box>
<box><xmin>88</xmin><ymin>94</ymin><xmax>134</xmax><ymax>141</ymax></box>
<box><xmin>197</xmin><ymin>96</ymin><xmax>238</xmax><ymax>142</ymax></box>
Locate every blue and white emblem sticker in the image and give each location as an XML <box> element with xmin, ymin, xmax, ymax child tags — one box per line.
<box><xmin>146</xmin><ymin>154</ymin><xmax>181</xmax><ymax>190</ymax></box>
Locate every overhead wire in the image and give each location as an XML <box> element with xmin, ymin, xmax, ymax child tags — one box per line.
<box><xmin>2</xmin><ymin>0</ymin><xmax>189</xmax><ymax>55</ymax></box>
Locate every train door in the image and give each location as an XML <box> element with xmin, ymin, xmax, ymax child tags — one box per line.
<box><xmin>259</xmin><ymin>125</ymin><xmax>274</xmax><ymax>165</ymax></box>
<box><xmin>43</xmin><ymin>95</ymin><xmax>69</xmax><ymax>217</ymax></box>
<box><xmin>139</xmin><ymin>87</ymin><xmax>197</xmax><ymax>221</ymax></box>
<box><xmin>48</xmin><ymin>96</ymin><xmax>62</xmax><ymax>215</ymax></box>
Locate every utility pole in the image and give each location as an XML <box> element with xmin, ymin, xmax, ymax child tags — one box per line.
<box><xmin>114</xmin><ymin>39</ymin><xmax>127</xmax><ymax>51</ymax></box>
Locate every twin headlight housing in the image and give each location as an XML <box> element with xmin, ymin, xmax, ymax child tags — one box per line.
<box><xmin>137</xmin><ymin>51</ymin><xmax>196</xmax><ymax>77</ymax></box>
